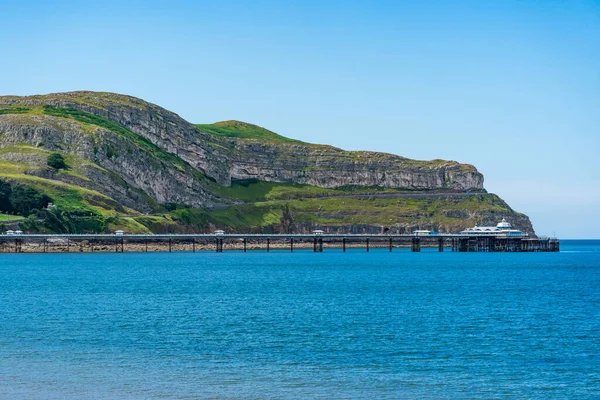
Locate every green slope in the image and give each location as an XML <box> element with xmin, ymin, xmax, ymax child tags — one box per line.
<box><xmin>195</xmin><ymin>120</ymin><xmax>304</xmax><ymax>144</ymax></box>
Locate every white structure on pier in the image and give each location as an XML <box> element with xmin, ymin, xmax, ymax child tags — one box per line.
<box><xmin>460</xmin><ymin>218</ymin><xmax>526</xmax><ymax>237</ymax></box>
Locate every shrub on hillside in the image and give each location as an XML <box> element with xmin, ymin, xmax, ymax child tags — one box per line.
<box><xmin>47</xmin><ymin>153</ymin><xmax>67</xmax><ymax>169</ymax></box>
<box><xmin>0</xmin><ymin>178</ymin><xmax>52</xmax><ymax>215</ymax></box>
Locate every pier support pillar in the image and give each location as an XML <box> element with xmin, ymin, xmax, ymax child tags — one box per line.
<box><xmin>115</xmin><ymin>238</ymin><xmax>124</xmax><ymax>253</ymax></box>
<box><xmin>438</xmin><ymin>238</ymin><xmax>444</xmax><ymax>252</ymax></box>
<box><xmin>192</xmin><ymin>238</ymin><xmax>195</xmax><ymax>253</ymax></box>
<box><xmin>389</xmin><ymin>238</ymin><xmax>393</xmax><ymax>252</ymax></box>
<box><xmin>319</xmin><ymin>238</ymin><xmax>323</xmax><ymax>252</ymax></box>
<box><xmin>366</xmin><ymin>238</ymin><xmax>370</xmax><ymax>252</ymax></box>
<box><xmin>343</xmin><ymin>238</ymin><xmax>346</xmax><ymax>252</ymax></box>
<box><xmin>267</xmin><ymin>238</ymin><xmax>270</xmax><ymax>252</ymax></box>
<box><xmin>290</xmin><ymin>238</ymin><xmax>294</xmax><ymax>252</ymax></box>
<box><xmin>243</xmin><ymin>238</ymin><xmax>247</xmax><ymax>252</ymax></box>
<box><xmin>411</xmin><ymin>237</ymin><xmax>421</xmax><ymax>252</ymax></box>
<box><xmin>313</xmin><ymin>237</ymin><xmax>317</xmax><ymax>252</ymax></box>
<box><xmin>169</xmin><ymin>238</ymin><xmax>172</xmax><ymax>253</ymax></box>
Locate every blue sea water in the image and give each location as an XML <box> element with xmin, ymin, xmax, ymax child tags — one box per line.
<box><xmin>0</xmin><ymin>241</ymin><xmax>599</xmax><ymax>399</ymax></box>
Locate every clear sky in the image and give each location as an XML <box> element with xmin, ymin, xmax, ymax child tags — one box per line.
<box><xmin>1</xmin><ymin>0</ymin><xmax>598</xmax><ymax>238</ymax></box>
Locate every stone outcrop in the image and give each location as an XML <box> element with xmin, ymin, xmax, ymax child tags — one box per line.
<box><xmin>230</xmin><ymin>142</ymin><xmax>483</xmax><ymax>190</ymax></box>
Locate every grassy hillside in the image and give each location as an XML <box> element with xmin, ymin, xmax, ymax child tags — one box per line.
<box><xmin>0</xmin><ymin>155</ymin><xmax>521</xmax><ymax>234</ymax></box>
<box><xmin>0</xmin><ymin>91</ymin><xmax>530</xmax><ymax>235</ymax></box>
<box><xmin>122</xmin><ymin>192</ymin><xmax>521</xmax><ymax>234</ymax></box>
<box><xmin>195</xmin><ymin>120</ymin><xmax>304</xmax><ymax>144</ymax></box>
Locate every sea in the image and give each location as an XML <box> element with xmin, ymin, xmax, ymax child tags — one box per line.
<box><xmin>0</xmin><ymin>240</ymin><xmax>599</xmax><ymax>399</ymax></box>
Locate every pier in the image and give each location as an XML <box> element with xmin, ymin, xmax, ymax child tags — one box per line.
<box><xmin>0</xmin><ymin>234</ymin><xmax>560</xmax><ymax>253</ymax></box>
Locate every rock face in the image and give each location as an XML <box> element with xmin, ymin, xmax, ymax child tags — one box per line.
<box><xmin>230</xmin><ymin>143</ymin><xmax>484</xmax><ymax>190</ymax></box>
<box><xmin>0</xmin><ymin>91</ymin><xmax>533</xmax><ymax>234</ymax></box>
<box><xmin>0</xmin><ymin>113</ymin><xmax>223</xmax><ymax>212</ymax></box>
<box><xmin>0</xmin><ymin>91</ymin><xmax>484</xmax><ymax>190</ymax></box>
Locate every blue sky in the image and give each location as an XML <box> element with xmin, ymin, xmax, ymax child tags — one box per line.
<box><xmin>1</xmin><ymin>0</ymin><xmax>598</xmax><ymax>238</ymax></box>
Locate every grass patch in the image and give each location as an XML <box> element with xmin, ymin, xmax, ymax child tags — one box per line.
<box><xmin>171</xmin><ymin>205</ymin><xmax>283</xmax><ymax>231</ymax></box>
<box><xmin>106</xmin><ymin>217</ymin><xmax>152</xmax><ymax>234</ymax></box>
<box><xmin>215</xmin><ymin>179</ymin><xmax>415</xmax><ymax>203</ymax></box>
<box><xmin>0</xmin><ymin>146</ymin><xmax>102</xmax><ymax>183</ymax></box>
<box><xmin>0</xmin><ymin>172</ymin><xmax>125</xmax><ymax>216</ymax></box>
<box><xmin>213</xmin><ymin>180</ymin><xmax>307</xmax><ymax>202</ymax></box>
<box><xmin>0</xmin><ymin>214</ymin><xmax>24</xmax><ymax>222</ymax></box>
<box><xmin>0</xmin><ymin>107</ymin><xmax>31</xmax><ymax>115</ymax></box>
<box><xmin>134</xmin><ymin>215</ymin><xmax>179</xmax><ymax>233</ymax></box>
<box><xmin>0</xmin><ymin>144</ymin><xmax>50</xmax><ymax>156</ymax></box>
<box><xmin>195</xmin><ymin>120</ymin><xmax>303</xmax><ymax>144</ymax></box>
<box><xmin>0</xmin><ymin>160</ymin><xmax>39</xmax><ymax>174</ymax></box>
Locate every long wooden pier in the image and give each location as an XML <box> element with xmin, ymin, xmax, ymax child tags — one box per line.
<box><xmin>0</xmin><ymin>234</ymin><xmax>560</xmax><ymax>253</ymax></box>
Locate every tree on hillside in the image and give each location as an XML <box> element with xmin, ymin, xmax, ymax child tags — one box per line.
<box><xmin>47</xmin><ymin>153</ymin><xmax>67</xmax><ymax>169</ymax></box>
<box><xmin>39</xmin><ymin>207</ymin><xmax>76</xmax><ymax>233</ymax></box>
<box><xmin>9</xmin><ymin>186</ymin><xmax>51</xmax><ymax>215</ymax></box>
<box><xmin>0</xmin><ymin>179</ymin><xmax>13</xmax><ymax>212</ymax></box>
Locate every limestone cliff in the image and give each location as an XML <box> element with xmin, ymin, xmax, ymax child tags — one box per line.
<box><xmin>0</xmin><ymin>91</ymin><xmax>533</xmax><ymax>235</ymax></box>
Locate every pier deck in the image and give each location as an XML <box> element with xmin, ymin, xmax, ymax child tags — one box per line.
<box><xmin>0</xmin><ymin>234</ymin><xmax>560</xmax><ymax>253</ymax></box>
